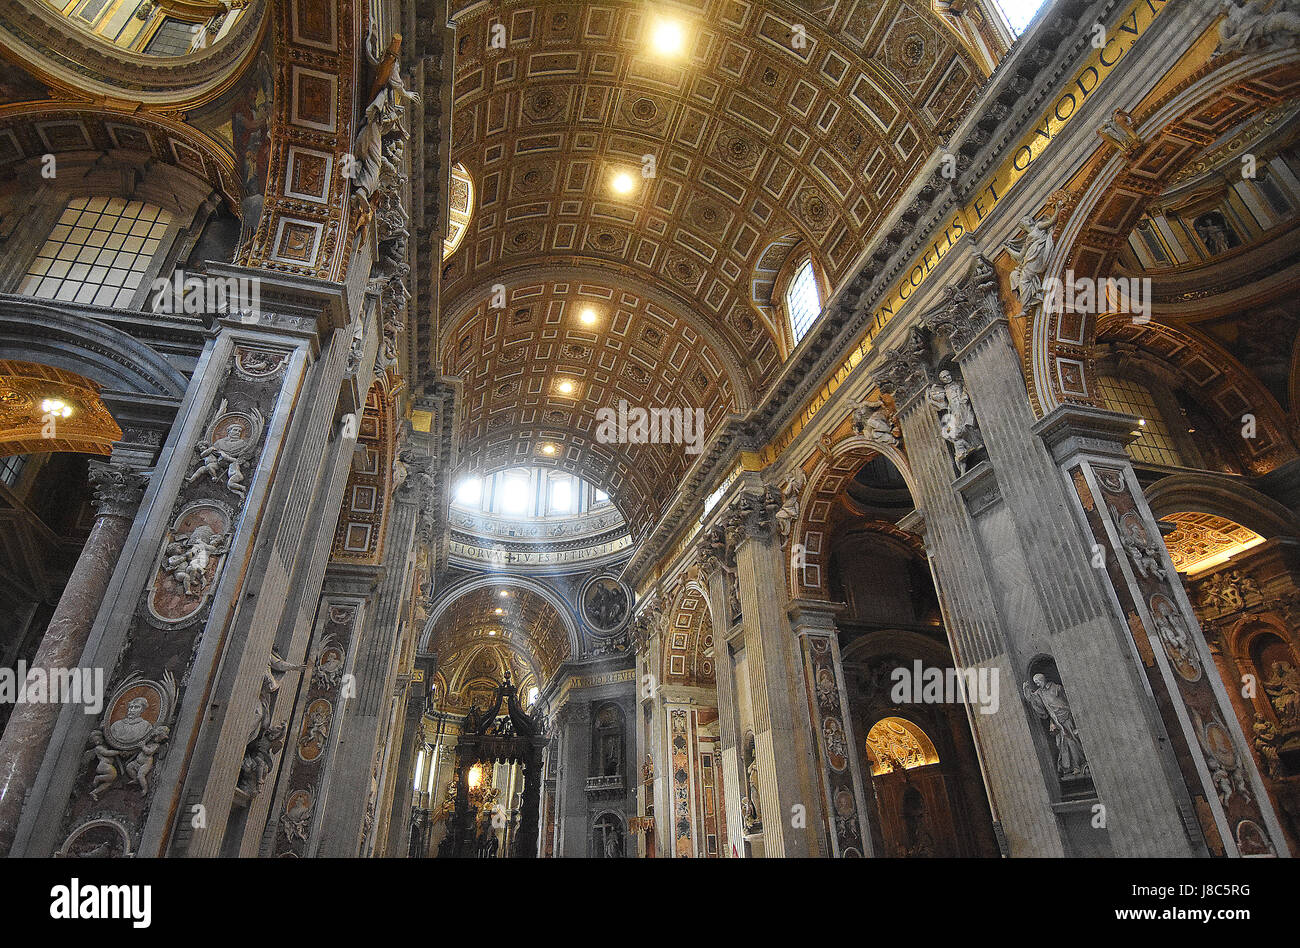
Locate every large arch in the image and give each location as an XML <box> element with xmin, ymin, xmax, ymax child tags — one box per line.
<box><xmin>788</xmin><ymin>428</ymin><xmax>921</xmax><ymax>601</ymax></box>
<box><xmin>1028</xmin><ymin>46</ymin><xmax>1300</xmax><ymax>417</ymax></box>
<box><xmin>1144</xmin><ymin>471</ymin><xmax>1300</xmax><ymax>541</ymax></box>
<box><xmin>420</xmin><ymin>573</ymin><xmax>582</xmax><ymax>668</ymax></box>
<box><xmin>0</xmin><ymin>301</ymin><xmax>188</xmax><ymax>399</ymax></box>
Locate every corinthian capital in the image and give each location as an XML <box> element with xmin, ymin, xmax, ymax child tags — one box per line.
<box><xmin>695</xmin><ymin>524</ymin><xmax>729</xmax><ymax>578</ymax></box>
<box><xmin>870</xmin><ymin>325</ymin><xmax>933</xmax><ymax>407</ymax></box>
<box><xmin>88</xmin><ymin>461</ymin><xmax>149</xmax><ymax>519</ymax></box>
<box><xmin>722</xmin><ymin>487</ymin><xmax>781</xmax><ymax>546</ymax></box>
<box><xmin>923</xmin><ymin>255</ymin><xmax>1002</xmax><ymax>354</ymax></box>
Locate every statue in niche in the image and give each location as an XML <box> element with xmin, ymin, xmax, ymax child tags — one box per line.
<box><xmin>742</xmin><ymin>731</ymin><xmax>763</xmax><ymax>832</ymax></box>
<box><xmin>1022</xmin><ymin>672</ymin><xmax>1090</xmax><ymax>779</ymax></box>
<box><xmin>1215</xmin><ymin>0</ymin><xmax>1300</xmax><ymax>56</ymax></box>
<box><xmin>850</xmin><ymin>397</ymin><xmax>900</xmax><ymax>447</ymax></box>
<box><xmin>1006</xmin><ymin>195</ymin><xmax>1067</xmax><ymax>307</ymax></box>
<box><xmin>595</xmin><ymin>814</ymin><xmax>624</xmax><ymax>858</ymax></box>
<box><xmin>1119</xmin><ymin>513</ymin><xmax>1166</xmax><ymax>581</ymax></box>
<box><xmin>1193</xmin><ymin>211</ymin><xmax>1239</xmax><ymax>255</ymax></box>
<box><xmin>603</xmin><ymin>824</ymin><xmax>623</xmax><ymax>858</ymax></box>
<box><xmin>1264</xmin><ymin>661</ymin><xmax>1300</xmax><ymax>726</ymax></box>
<box><xmin>773</xmin><ymin>469</ymin><xmax>806</xmax><ymax>539</ymax></box>
<box><xmin>927</xmin><ymin>370</ymin><xmax>983</xmax><ymax>472</ymax></box>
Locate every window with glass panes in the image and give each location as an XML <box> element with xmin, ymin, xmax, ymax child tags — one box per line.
<box><xmin>145</xmin><ymin>18</ymin><xmax>200</xmax><ymax>56</ymax></box>
<box><xmin>1096</xmin><ymin>375</ymin><xmax>1184</xmax><ymax>467</ymax></box>
<box><xmin>0</xmin><ymin>454</ymin><xmax>26</xmax><ymax>488</ymax></box>
<box><xmin>786</xmin><ymin>258</ymin><xmax>821</xmax><ymax>344</ymax></box>
<box><xmin>20</xmin><ymin>197</ymin><xmax>171</xmax><ymax>308</ymax></box>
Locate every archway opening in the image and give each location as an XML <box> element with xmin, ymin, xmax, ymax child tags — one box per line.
<box><xmin>820</xmin><ymin>449</ymin><xmax>1000</xmax><ymax>858</ymax></box>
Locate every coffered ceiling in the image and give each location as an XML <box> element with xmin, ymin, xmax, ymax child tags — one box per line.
<box><xmin>431</xmin><ymin>584</ymin><xmax>571</xmax><ymax>686</ymax></box>
<box><xmin>440</xmin><ymin>0</ymin><xmax>985</xmax><ymax>533</ymax></box>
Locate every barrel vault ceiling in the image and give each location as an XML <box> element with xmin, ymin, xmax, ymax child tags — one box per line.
<box><xmin>439</xmin><ymin>0</ymin><xmax>986</xmax><ymax>535</ymax></box>
<box><xmin>432</xmin><ymin>584</ymin><xmax>571</xmax><ymax>689</ymax></box>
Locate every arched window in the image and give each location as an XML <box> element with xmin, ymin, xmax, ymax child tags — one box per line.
<box><xmin>443</xmin><ymin>163</ymin><xmax>475</xmax><ymax>260</ymax></box>
<box><xmin>19</xmin><ymin>197</ymin><xmax>172</xmax><ymax>308</ymax></box>
<box><xmin>785</xmin><ymin>257</ymin><xmax>821</xmax><ymax>344</ymax></box>
<box><xmin>1096</xmin><ymin>375</ymin><xmax>1184</xmax><ymax>467</ymax></box>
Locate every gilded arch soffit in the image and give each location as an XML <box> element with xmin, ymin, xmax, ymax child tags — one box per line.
<box><xmin>0</xmin><ymin>102</ymin><xmax>241</xmax><ymax>209</ymax></box>
<box><xmin>1028</xmin><ymin>48</ymin><xmax>1300</xmax><ymax>418</ymax></box>
<box><xmin>1096</xmin><ymin>313</ymin><xmax>1298</xmax><ymax>475</ymax></box>
<box><xmin>427</xmin><ymin>584</ymin><xmax>570</xmax><ymax>686</ymax></box>
<box><xmin>0</xmin><ymin>0</ymin><xmax>270</xmax><ymax>110</ymax></box>
<box><xmin>662</xmin><ymin>581</ymin><xmax>714</xmax><ymax>687</ymax></box>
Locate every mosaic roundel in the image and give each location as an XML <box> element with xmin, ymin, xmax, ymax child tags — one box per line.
<box><xmin>580</xmin><ymin>574</ymin><xmax>633</xmax><ymax>637</ymax></box>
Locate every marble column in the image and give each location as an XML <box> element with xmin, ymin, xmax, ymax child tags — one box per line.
<box><xmin>0</xmin><ymin>460</ymin><xmax>146</xmax><ymax>855</ymax></box>
<box><xmin>788</xmin><ymin>599</ymin><xmax>875</xmax><ymax>857</ymax></box>
<box><xmin>912</xmin><ymin>252</ymin><xmax>1223</xmax><ymax>854</ymax></box>
<box><xmin>1036</xmin><ymin>405</ymin><xmax>1290</xmax><ymax>856</ymax></box>
<box><xmin>384</xmin><ymin>675</ymin><xmax>430</xmax><ymax>856</ymax></box>
<box><xmin>700</xmin><ymin>562</ymin><xmax>746</xmax><ymax>856</ymax></box>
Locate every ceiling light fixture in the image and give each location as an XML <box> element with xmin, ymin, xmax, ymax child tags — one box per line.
<box><xmin>557</xmin><ymin>379</ymin><xmax>575</xmax><ymax>395</ymax></box>
<box><xmin>610</xmin><ymin>171</ymin><xmax>636</xmax><ymax>196</ymax></box>
<box><xmin>40</xmin><ymin>398</ymin><xmax>72</xmax><ymax>418</ymax></box>
<box><xmin>650</xmin><ymin>18</ymin><xmax>685</xmax><ymax>56</ymax></box>
<box><xmin>579</xmin><ymin>307</ymin><xmax>598</xmax><ymax>325</ymax></box>
<box><xmin>541</xmin><ymin>443</ymin><xmax>557</xmax><ymax>455</ymax></box>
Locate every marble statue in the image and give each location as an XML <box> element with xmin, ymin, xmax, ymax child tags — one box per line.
<box><xmin>927</xmin><ymin>370</ymin><xmax>983</xmax><ymax>472</ymax></box>
<box><xmin>1264</xmin><ymin>661</ymin><xmax>1300</xmax><ymax>726</ymax></box>
<box><xmin>773</xmin><ymin>469</ymin><xmax>806</xmax><ymax>539</ymax></box>
<box><xmin>1023</xmin><ymin>673</ymin><xmax>1089</xmax><ymax>779</ymax></box>
<box><xmin>1006</xmin><ymin>199</ymin><xmax>1064</xmax><ymax>307</ymax></box>
<box><xmin>851</xmin><ymin>396</ymin><xmax>900</xmax><ymax>447</ymax></box>
<box><xmin>1216</xmin><ymin>0</ymin><xmax>1300</xmax><ymax>55</ymax></box>
<box><xmin>1252</xmin><ymin>713</ymin><xmax>1283</xmax><ymax>779</ymax></box>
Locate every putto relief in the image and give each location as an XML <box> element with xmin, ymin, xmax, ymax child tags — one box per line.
<box><xmin>86</xmin><ymin>671</ymin><xmax>179</xmax><ymax>802</ymax></box>
<box><xmin>147</xmin><ymin>501</ymin><xmax>234</xmax><ymax>627</ymax></box>
<box><xmin>187</xmin><ymin>398</ymin><xmax>266</xmax><ymax>498</ymax></box>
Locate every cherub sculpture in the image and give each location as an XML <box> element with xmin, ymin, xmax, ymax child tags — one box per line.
<box><xmin>163</xmin><ymin>524</ymin><xmax>230</xmax><ymax>596</ymax></box>
<box><xmin>188</xmin><ymin>402</ymin><xmax>264</xmax><ymax>497</ymax></box>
